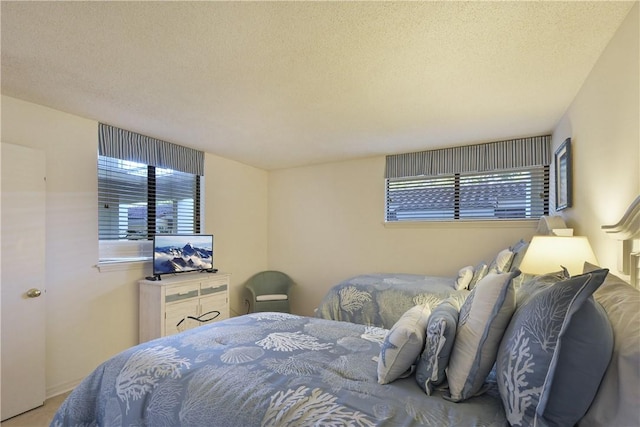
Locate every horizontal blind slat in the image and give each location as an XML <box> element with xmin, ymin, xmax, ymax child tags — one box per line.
<box><xmin>386</xmin><ymin>166</ymin><xmax>549</xmax><ymax>221</ymax></box>
<box><xmin>98</xmin><ymin>155</ymin><xmax>199</xmax><ymax>242</ymax></box>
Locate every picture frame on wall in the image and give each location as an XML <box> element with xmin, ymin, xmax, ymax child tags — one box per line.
<box><xmin>555</xmin><ymin>138</ymin><xmax>572</xmax><ymax>211</ymax></box>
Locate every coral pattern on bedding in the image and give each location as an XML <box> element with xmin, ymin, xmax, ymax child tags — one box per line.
<box><xmin>315</xmin><ymin>273</ymin><xmax>469</xmax><ymax>329</ymax></box>
<box><xmin>496</xmin><ymin>269</ymin><xmax>612</xmax><ymax>427</ymax></box>
<box><xmin>415</xmin><ymin>297</ymin><xmax>461</xmax><ymax>395</ymax></box>
<box><xmin>51</xmin><ymin>313</ymin><xmax>508</xmax><ymax>427</ymax></box>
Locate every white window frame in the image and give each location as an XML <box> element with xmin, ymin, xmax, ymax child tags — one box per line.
<box><xmin>98</xmin><ymin>156</ymin><xmax>202</xmax><ymax>264</ymax></box>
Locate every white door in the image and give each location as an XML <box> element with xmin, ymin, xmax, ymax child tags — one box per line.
<box><xmin>1</xmin><ymin>143</ymin><xmax>46</xmax><ymax>421</ymax></box>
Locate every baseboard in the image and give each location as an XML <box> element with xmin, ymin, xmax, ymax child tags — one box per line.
<box><xmin>46</xmin><ymin>379</ymin><xmax>82</xmax><ymax>399</ymax></box>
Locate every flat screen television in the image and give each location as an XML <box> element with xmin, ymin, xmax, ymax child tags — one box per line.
<box><xmin>153</xmin><ymin>234</ymin><xmax>214</xmax><ymax>277</ymax></box>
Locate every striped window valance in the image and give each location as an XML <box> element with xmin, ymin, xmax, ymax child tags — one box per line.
<box><xmin>98</xmin><ymin>123</ymin><xmax>204</xmax><ymax>176</ymax></box>
<box><xmin>385</xmin><ymin>135</ymin><xmax>551</xmax><ymax>179</ymax></box>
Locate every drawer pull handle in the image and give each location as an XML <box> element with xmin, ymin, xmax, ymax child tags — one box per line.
<box><xmin>200</xmin><ymin>284</ymin><xmax>227</xmax><ymax>295</ymax></box>
<box><xmin>165</xmin><ymin>290</ymin><xmax>199</xmax><ymax>303</ymax></box>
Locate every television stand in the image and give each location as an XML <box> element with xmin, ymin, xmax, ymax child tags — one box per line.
<box><xmin>139</xmin><ymin>272</ymin><xmax>230</xmax><ymax>342</ymax></box>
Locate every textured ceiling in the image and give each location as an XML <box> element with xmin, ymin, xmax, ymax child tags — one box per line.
<box><xmin>1</xmin><ymin>1</ymin><xmax>635</xmax><ymax>170</ymax></box>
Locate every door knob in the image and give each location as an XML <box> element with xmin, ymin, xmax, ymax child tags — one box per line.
<box><xmin>26</xmin><ymin>288</ymin><xmax>42</xmax><ymax>298</ymax></box>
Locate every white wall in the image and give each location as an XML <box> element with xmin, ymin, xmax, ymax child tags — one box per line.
<box><xmin>0</xmin><ymin>95</ymin><xmax>269</xmax><ymax>396</ymax></box>
<box><xmin>268</xmin><ymin>156</ymin><xmax>537</xmax><ymax>316</ymax></box>
<box><xmin>552</xmin><ymin>3</ymin><xmax>639</xmax><ymax>274</ymax></box>
<box><xmin>203</xmin><ymin>153</ymin><xmax>268</xmax><ymax>316</ymax></box>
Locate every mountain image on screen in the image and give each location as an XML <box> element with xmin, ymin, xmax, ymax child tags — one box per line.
<box><xmin>153</xmin><ymin>235</ymin><xmax>213</xmax><ymax>275</ymax></box>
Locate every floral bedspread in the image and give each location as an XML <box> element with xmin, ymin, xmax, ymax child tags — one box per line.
<box><xmin>51</xmin><ymin>313</ymin><xmax>505</xmax><ymax>427</ymax></box>
<box><xmin>315</xmin><ymin>273</ymin><xmax>469</xmax><ymax>329</ymax></box>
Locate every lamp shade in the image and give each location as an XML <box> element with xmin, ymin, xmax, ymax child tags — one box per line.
<box><xmin>519</xmin><ymin>236</ymin><xmax>598</xmax><ymax>276</ymax></box>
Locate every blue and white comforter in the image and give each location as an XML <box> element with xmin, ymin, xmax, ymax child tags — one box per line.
<box><xmin>51</xmin><ymin>313</ymin><xmax>506</xmax><ymax>427</ymax></box>
<box><xmin>315</xmin><ymin>274</ymin><xmax>469</xmax><ymax>329</ymax></box>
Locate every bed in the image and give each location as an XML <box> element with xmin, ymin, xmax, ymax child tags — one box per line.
<box><xmin>314</xmin><ymin>273</ymin><xmax>469</xmax><ymax>329</ymax></box>
<box><xmin>314</xmin><ymin>240</ymin><xmax>526</xmax><ymax>330</ymax></box>
<box><xmin>52</xmin><ymin>249</ymin><xmax>640</xmax><ymax>427</ymax></box>
<box><xmin>50</xmin><ymin>312</ymin><xmax>507</xmax><ymax>427</ymax></box>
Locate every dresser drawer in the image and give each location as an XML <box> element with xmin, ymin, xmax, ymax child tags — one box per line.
<box><xmin>200</xmin><ymin>283</ymin><xmax>227</xmax><ymax>296</ymax></box>
<box><xmin>165</xmin><ymin>283</ymin><xmax>200</xmax><ymax>303</ymax></box>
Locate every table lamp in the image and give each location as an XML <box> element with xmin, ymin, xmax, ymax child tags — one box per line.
<box><xmin>518</xmin><ymin>236</ymin><xmax>598</xmax><ymax>276</ymax></box>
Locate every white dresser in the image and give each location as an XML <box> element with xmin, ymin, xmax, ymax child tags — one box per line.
<box><xmin>139</xmin><ymin>272</ymin><xmax>230</xmax><ymax>342</ymax></box>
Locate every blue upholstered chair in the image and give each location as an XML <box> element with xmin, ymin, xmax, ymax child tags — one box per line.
<box><xmin>244</xmin><ymin>270</ymin><xmax>294</xmax><ymax>313</ymax></box>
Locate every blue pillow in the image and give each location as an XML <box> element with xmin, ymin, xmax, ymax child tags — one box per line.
<box><xmin>468</xmin><ymin>262</ymin><xmax>488</xmax><ymax>291</ymax></box>
<box><xmin>415</xmin><ymin>298</ymin><xmax>460</xmax><ymax>394</ymax></box>
<box><xmin>514</xmin><ymin>269</ymin><xmax>570</xmax><ymax>307</ymax></box>
<box><xmin>496</xmin><ymin>269</ymin><xmax>612</xmax><ymax>427</ymax></box>
<box><xmin>487</xmin><ymin>248</ymin><xmax>515</xmax><ymax>275</ymax></box>
<box><xmin>445</xmin><ymin>270</ymin><xmax>520</xmax><ymax>402</ymax></box>
<box><xmin>507</xmin><ymin>239</ymin><xmax>529</xmax><ymax>272</ymax></box>
<box><xmin>377</xmin><ymin>305</ymin><xmax>431</xmax><ymax>384</ymax></box>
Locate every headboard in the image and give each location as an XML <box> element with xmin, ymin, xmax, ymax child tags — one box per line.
<box><xmin>602</xmin><ymin>195</ymin><xmax>640</xmax><ymax>288</ymax></box>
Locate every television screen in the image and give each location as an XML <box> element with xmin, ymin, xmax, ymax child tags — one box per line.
<box><xmin>153</xmin><ymin>234</ymin><xmax>213</xmax><ymax>276</ymax></box>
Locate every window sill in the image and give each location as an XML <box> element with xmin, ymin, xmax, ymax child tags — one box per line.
<box><xmin>96</xmin><ymin>257</ymin><xmax>151</xmax><ymax>272</ymax></box>
<box><xmin>383</xmin><ymin>219</ymin><xmax>539</xmax><ymax>229</ymax></box>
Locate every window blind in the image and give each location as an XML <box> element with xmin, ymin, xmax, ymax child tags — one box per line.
<box><xmin>385</xmin><ymin>136</ymin><xmax>550</xmax><ymax>222</ymax></box>
<box><xmin>98</xmin><ymin>157</ymin><xmax>200</xmax><ymax>241</ymax></box>
<box><xmin>386</xmin><ymin>167</ymin><xmax>549</xmax><ymax>221</ymax></box>
<box><xmin>98</xmin><ymin>125</ymin><xmax>203</xmax><ymax>257</ymax></box>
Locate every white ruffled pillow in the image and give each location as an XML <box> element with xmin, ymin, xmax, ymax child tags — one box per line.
<box><xmin>454</xmin><ymin>266</ymin><xmax>474</xmax><ymax>290</ymax></box>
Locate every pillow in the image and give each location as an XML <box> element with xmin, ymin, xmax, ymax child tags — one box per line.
<box><xmin>496</xmin><ymin>269</ymin><xmax>612</xmax><ymax>427</ymax></box>
<box><xmin>468</xmin><ymin>262</ymin><xmax>488</xmax><ymax>290</ymax></box>
<box><xmin>488</xmin><ymin>248</ymin><xmax>515</xmax><ymax>274</ymax></box>
<box><xmin>415</xmin><ymin>298</ymin><xmax>461</xmax><ymax>395</ymax></box>
<box><xmin>445</xmin><ymin>270</ymin><xmax>520</xmax><ymax>402</ymax></box>
<box><xmin>377</xmin><ymin>304</ymin><xmax>432</xmax><ymax>384</ymax></box>
<box><xmin>510</xmin><ymin>271</ymin><xmax>536</xmax><ymax>293</ymax></box>
<box><xmin>454</xmin><ymin>266</ymin><xmax>474</xmax><ymax>290</ymax></box>
<box><xmin>515</xmin><ymin>268</ymin><xmax>570</xmax><ymax>307</ymax></box>
<box><xmin>580</xmin><ymin>262</ymin><xmax>640</xmax><ymax>427</ymax></box>
<box><xmin>507</xmin><ymin>239</ymin><xmax>529</xmax><ymax>273</ymax></box>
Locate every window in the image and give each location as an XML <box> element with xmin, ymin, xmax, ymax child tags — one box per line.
<box><xmin>385</xmin><ymin>136</ymin><xmax>551</xmax><ymax>222</ymax></box>
<box><xmin>98</xmin><ymin>123</ymin><xmax>204</xmax><ymax>262</ymax></box>
<box><xmin>98</xmin><ymin>156</ymin><xmax>200</xmax><ymax>241</ymax></box>
<box><xmin>386</xmin><ymin>167</ymin><xmax>549</xmax><ymax>221</ymax></box>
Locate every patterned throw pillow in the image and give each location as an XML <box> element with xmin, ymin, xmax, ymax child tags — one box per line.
<box><xmin>496</xmin><ymin>269</ymin><xmax>612</xmax><ymax>427</ymax></box>
<box><xmin>488</xmin><ymin>248</ymin><xmax>515</xmax><ymax>274</ymax></box>
<box><xmin>507</xmin><ymin>239</ymin><xmax>529</xmax><ymax>272</ymax></box>
<box><xmin>415</xmin><ymin>298</ymin><xmax>461</xmax><ymax>395</ymax></box>
<box><xmin>508</xmin><ymin>240</ymin><xmax>530</xmax><ymax>289</ymax></box>
<box><xmin>454</xmin><ymin>266</ymin><xmax>474</xmax><ymax>290</ymax></box>
<box><xmin>377</xmin><ymin>304</ymin><xmax>432</xmax><ymax>384</ymax></box>
<box><xmin>514</xmin><ymin>269</ymin><xmax>570</xmax><ymax>307</ymax></box>
<box><xmin>445</xmin><ymin>270</ymin><xmax>520</xmax><ymax>402</ymax></box>
<box><xmin>468</xmin><ymin>262</ymin><xmax>488</xmax><ymax>291</ymax></box>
